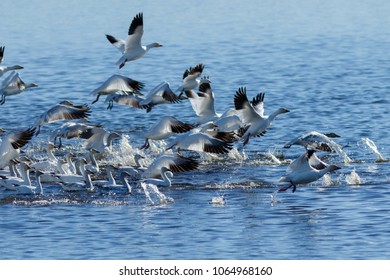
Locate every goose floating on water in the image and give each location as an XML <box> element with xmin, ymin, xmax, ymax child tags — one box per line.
<box><xmin>278</xmin><ymin>149</ymin><xmax>341</xmax><ymax>193</ymax></box>
<box><xmin>107</xmin><ymin>12</ymin><xmax>162</xmax><ymax>69</ymax></box>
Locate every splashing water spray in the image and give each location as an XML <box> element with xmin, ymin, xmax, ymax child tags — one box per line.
<box><xmin>360</xmin><ymin>137</ymin><xmax>386</xmax><ymax>162</ymax></box>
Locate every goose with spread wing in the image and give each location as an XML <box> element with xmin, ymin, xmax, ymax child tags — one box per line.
<box><xmin>34</xmin><ymin>101</ymin><xmax>91</xmax><ymax>135</ymax></box>
<box><xmin>90</xmin><ymin>74</ymin><xmax>144</xmax><ymax>104</ymax></box>
<box><xmin>278</xmin><ymin>150</ymin><xmax>341</xmax><ymax>192</ymax></box>
<box><xmin>107</xmin><ymin>13</ymin><xmax>162</xmax><ymax>69</ymax></box>
<box><xmin>234</xmin><ymin>87</ymin><xmax>289</xmax><ymax>145</ymax></box>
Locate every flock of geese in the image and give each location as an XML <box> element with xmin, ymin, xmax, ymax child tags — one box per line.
<box><xmin>0</xmin><ymin>12</ymin><xmax>345</xmax><ymax>198</ymax></box>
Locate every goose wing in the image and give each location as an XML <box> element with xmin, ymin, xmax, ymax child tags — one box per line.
<box><xmin>124</xmin><ymin>13</ymin><xmax>144</xmax><ymax>54</ymax></box>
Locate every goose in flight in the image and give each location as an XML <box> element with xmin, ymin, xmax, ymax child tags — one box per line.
<box><xmin>165</xmin><ymin>127</ymin><xmax>234</xmax><ymax>155</ymax></box>
<box><xmin>107</xmin><ymin>13</ymin><xmax>163</xmax><ymax>69</ymax></box>
<box><xmin>283</xmin><ymin>131</ymin><xmax>341</xmax><ymax>152</ymax></box>
<box><xmin>104</xmin><ymin>93</ymin><xmax>151</xmax><ymax>111</ymax></box>
<box><xmin>234</xmin><ymin>87</ymin><xmax>289</xmax><ymax>145</ymax></box>
<box><xmin>141</xmin><ymin>116</ymin><xmax>195</xmax><ymax>149</ymax></box>
<box><xmin>139</xmin><ymin>81</ymin><xmax>182</xmax><ymax>110</ymax></box>
<box><xmin>0</xmin><ymin>64</ymin><xmax>23</xmax><ymax>78</ymax></box>
<box><xmin>184</xmin><ymin>81</ymin><xmax>221</xmax><ymax>125</ymax></box>
<box><xmin>0</xmin><ymin>71</ymin><xmax>38</xmax><ymax>105</ymax></box>
<box><xmin>34</xmin><ymin>101</ymin><xmax>91</xmax><ymax>135</ymax></box>
<box><xmin>141</xmin><ymin>154</ymin><xmax>199</xmax><ymax>179</ymax></box>
<box><xmin>278</xmin><ymin>150</ymin><xmax>341</xmax><ymax>192</ymax></box>
<box><xmin>90</xmin><ymin>74</ymin><xmax>144</xmax><ymax>104</ymax></box>
<box><xmin>176</xmin><ymin>64</ymin><xmax>209</xmax><ymax>93</ymax></box>
<box><xmin>51</xmin><ymin>121</ymin><xmax>100</xmax><ymax>148</ymax></box>
<box><xmin>0</xmin><ymin>127</ymin><xmax>36</xmax><ymax>169</ymax></box>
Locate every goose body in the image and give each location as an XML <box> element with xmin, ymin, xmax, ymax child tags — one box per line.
<box><xmin>278</xmin><ymin>150</ymin><xmax>341</xmax><ymax>192</ymax></box>
<box><xmin>108</xmin><ymin>13</ymin><xmax>162</xmax><ymax>69</ymax></box>
<box><xmin>234</xmin><ymin>87</ymin><xmax>289</xmax><ymax>145</ymax></box>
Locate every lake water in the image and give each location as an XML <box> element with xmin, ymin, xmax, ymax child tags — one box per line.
<box><xmin>0</xmin><ymin>0</ymin><xmax>389</xmax><ymax>260</ymax></box>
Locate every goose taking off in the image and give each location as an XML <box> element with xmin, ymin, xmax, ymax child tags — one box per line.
<box><xmin>176</xmin><ymin>64</ymin><xmax>209</xmax><ymax>93</ymax></box>
<box><xmin>90</xmin><ymin>74</ymin><xmax>144</xmax><ymax>104</ymax></box>
<box><xmin>107</xmin><ymin>13</ymin><xmax>162</xmax><ymax>69</ymax></box>
<box><xmin>104</xmin><ymin>93</ymin><xmax>151</xmax><ymax>111</ymax></box>
<box><xmin>140</xmin><ymin>167</ymin><xmax>173</xmax><ymax>187</ymax></box>
<box><xmin>139</xmin><ymin>81</ymin><xmax>182</xmax><ymax>110</ymax></box>
<box><xmin>184</xmin><ymin>81</ymin><xmax>221</xmax><ymax>125</ymax></box>
<box><xmin>0</xmin><ymin>127</ymin><xmax>36</xmax><ymax>169</ymax></box>
<box><xmin>283</xmin><ymin>131</ymin><xmax>341</xmax><ymax>152</ymax></box>
<box><xmin>141</xmin><ymin>116</ymin><xmax>195</xmax><ymax>149</ymax></box>
<box><xmin>34</xmin><ymin>101</ymin><xmax>91</xmax><ymax>135</ymax></box>
<box><xmin>0</xmin><ymin>71</ymin><xmax>38</xmax><ymax>105</ymax></box>
<box><xmin>141</xmin><ymin>154</ymin><xmax>199</xmax><ymax>179</ymax></box>
<box><xmin>234</xmin><ymin>87</ymin><xmax>289</xmax><ymax>145</ymax></box>
<box><xmin>278</xmin><ymin>150</ymin><xmax>341</xmax><ymax>192</ymax></box>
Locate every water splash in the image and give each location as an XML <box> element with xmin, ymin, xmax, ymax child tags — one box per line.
<box><xmin>360</xmin><ymin>137</ymin><xmax>386</xmax><ymax>162</ymax></box>
<box><xmin>139</xmin><ymin>182</ymin><xmax>174</xmax><ymax>205</ymax></box>
<box><xmin>211</xmin><ymin>195</ymin><xmax>227</xmax><ymax>206</ymax></box>
<box><xmin>322</xmin><ymin>174</ymin><xmax>334</xmax><ymax>186</ymax></box>
<box><xmin>345</xmin><ymin>169</ymin><xmax>362</xmax><ymax>185</ymax></box>
<box><xmin>326</xmin><ymin>139</ymin><xmax>352</xmax><ymax>164</ymax></box>
<box><xmin>266</xmin><ymin>150</ymin><xmax>282</xmax><ymax>165</ymax></box>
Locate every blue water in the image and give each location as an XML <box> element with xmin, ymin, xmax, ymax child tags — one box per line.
<box><xmin>1</xmin><ymin>0</ymin><xmax>390</xmax><ymax>259</ymax></box>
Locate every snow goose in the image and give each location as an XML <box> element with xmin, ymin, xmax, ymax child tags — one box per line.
<box><xmin>141</xmin><ymin>154</ymin><xmax>199</xmax><ymax>179</ymax></box>
<box><xmin>82</xmin><ymin>126</ymin><xmax>120</xmax><ymax>155</ymax></box>
<box><xmin>59</xmin><ymin>169</ymin><xmax>95</xmax><ymax>192</ymax></box>
<box><xmin>283</xmin><ymin>131</ymin><xmax>341</xmax><ymax>152</ymax></box>
<box><xmin>0</xmin><ymin>162</ymin><xmax>31</xmax><ymax>189</ymax></box>
<box><xmin>0</xmin><ymin>46</ymin><xmax>4</xmax><ymax>63</ymax></box>
<box><xmin>108</xmin><ymin>12</ymin><xmax>162</xmax><ymax>69</ymax></box>
<box><xmin>140</xmin><ymin>167</ymin><xmax>173</xmax><ymax>187</ymax></box>
<box><xmin>165</xmin><ymin>132</ymin><xmax>234</xmax><ymax>154</ymax></box>
<box><xmin>0</xmin><ymin>71</ymin><xmax>38</xmax><ymax>105</ymax></box>
<box><xmin>104</xmin><ymin>92</ymin><xmax>151</xmax><ymax>111</ymax></box>
<box><xmin>139</xmin><ymin>81</ymin><xmax>182</xmax><ymax>110</ymax></box>
<box><xmin>0</xmin><ymin>127</ymin><xmax>36</xmax><ymax>169</ymax></box>
<box><xmin>184</xmin><ymin>81</ymin><xmax>221</xmax><ymax>125</ymax></box>
<box><xmin>13</xmin><ymin>170</ymin><xmax>44</xmax><ymax>195</ymax></box>
<box><xmin>176</xmin><ymin>64</ymin><xmax>209</xmax><ymax>93</ymax></box>
<box><xmin>51</xmin><ymin>121</ymin><xmax>99</xmax><ymax>148</ymax></box>
<box><xmin>278</xmin><ymin>150</ymin><xmax>341</xmax><ymax>192</ymax></box>
<box><xmin>34</xmin><ymin>101</ymin><xmax>91</xmax><ymax>135</ymax></box>
<box><xmin>141</xmin><ymin>116</ymin><xmax>195</xmax><ymax>149</ymax></box>
<box><xmin>234</xmin><ymin>87</ymin><xmax>289</xmax><ymax>145</ymax></box>
<box><xmin>0</xmin><ymin>64</ymin><xmax>23</xmax><ymax>78</ymax></box>
<box><xmin>90</xmin><ymin>74</ymin><xmax>144</xmax><ymax>104</ymax></box>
